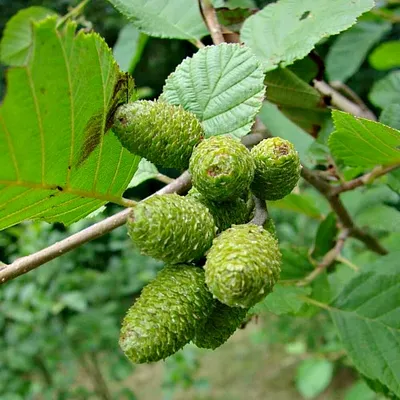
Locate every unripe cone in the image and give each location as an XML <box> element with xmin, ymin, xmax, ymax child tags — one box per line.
<box><xmin>205</xmin><ymin>224</ymin><xmax>281</xmax><ymax>308</ymax></box>
<box><xmin>120</xmin><ymin>265</ymin><xmax>213</xmax><ymax>363</ymax></box>
<box><xmin>187</xmin><ymin>187</ymin><xmax>251</xmax><ymax>232</ymax></box>
<box><xmin>128</xmin><ymin>194</ymin><xmax>216</xmax><ymax>264</ymax></box>
<box><xmin>193</xmin><ymin>301</ymin><xmax>248</xmax><ymax>350</ymax></box>
<box><xmin>113</xmin><ymin>100</ymin><xmax>203</xmax><ymax>169</ymax></box>
<box><xmin>189</xmin><ymin>136</ymin><xmax>255</xmax><ymax>202</ymax></box>
<box><xmin>251</xmin><ymin>137</ymin><xmax>301</xmax><ymax>201</ymax></box>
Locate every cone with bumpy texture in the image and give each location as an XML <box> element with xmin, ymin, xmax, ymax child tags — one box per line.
<box><xmin>205</xmin><ymin>224</ymin><xmax>281</xmax><ymax>308</ymax></box>
<box><xmin>189</xmin><ymin>136</ymin><xmax>255</xmax><ymax>202</ymax></box>
<box><xmin>120</xmin><ymin>265</ymin><xmax>214</xmax><ymax>363</ymax></box>
<box><xmin>187</xmin><ymin>187</ymin><xmax>251</xmax><ymax>232</ymax></box>
<box><xmin>128</xmin><ymin>194</ymin><xmax>216</xmax><ymax>264</ymax></box>
<box><xmin>251</xmin><ymin>137</ymin><xmax>301</xmax><ymax>201</ymax></box>
<box><xmin>193</xmin><ymin>301</ymin><xmax>248</xmax><ymax>350</ymax></box>
<box><xmin>113</xmin><ymin>100</ymin><xmax>203</xmax><ymax>169</ymax></box>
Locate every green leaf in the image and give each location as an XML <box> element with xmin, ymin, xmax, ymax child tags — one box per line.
<box><xmin>329</xmin><ymin>110</ymin><xmax>400</xmax><ymax>168</ymax></box>
<box><xmin>388</xmin><ymin>168</ymin><xmax>400</xmax><ymax>195</ymax></box>
<box><xmin>212</xmin><ymin>0</ymin><xmax>256</xmax><ymax>8</ymax></box>
<box><xmin>356</xmin><ymin>204</ymin><xmax>400</xmax><ymax>233</ymax></box>
<box><xmin>59</xmin><ymin>291</ymin><xmax>88</xmax><ymax>312</ymax></box>
<box><xmin>280</xmin><ymin>246</ymin><xmax>314</xmax><ymax>280</ymax></box>
<box><xmin>128</xmin><ymin>159</ymin><xmax>158</xmax><ymax>188</ymax></box>
<box><xmin>331</xmin><ymin>272</ymin><xmax>400</xmax><ymax>397</ymax></box>
<box><xmin>106</xmin><ymin>0</ymin><xmax>207</xmax><ymax>40</ymax></box>
<box><xmin>369</xmin><ymin>41</ymin><xmax>400</xmax><ymax>71</ymax></box>
<box><xmin>269</xmin><ymin>193</ymin><xmax>323</xmax><ymax>220</ymax></box>
<box><xmin>369</xmin><ymin>71</ymin><xmax>400</xmax><ymax>110</ymax></box>
<box><xmin>113</xmin><ymin>24</ymin><xmax>148</xmax><ymax>73</ymax></box>
<box><xmin>344</xmin><ymin>380</ymin><xmax>377</xmax><ymax>400</ymax></box>
<box><xmin>251</xmin><ymin>284</ymin><xmax>311</xmax><ymax>316</ymax></box>
<box><xmin>296</xmin><ymin>358</ymin><xmax>334</xmax><ymax>399</ymax></box>
<box><xmin>0</xmin><ymin>6</ymin><xmax>57</xmax><ymax>67</ymax></box>
<box><xmin>258</xmin><ymin>102</ymin><xmax>314</xmax><ymax>166</ymax></box>
<box><xmin>363</xmin><ymin>250</ymin><xmax>400</xmax><ymax>276</ymax></box>
<box><xmin>326</xmin><ymin>21</ymin><xmax>391</xmax><ymax>83</ymax></box>
<box><xmin>0</xmin><ymin>19</ymin><xmax>140</xmax><ymax>230</ymax></box>
<box><xmin>161</xmin><ymin>43</ymin><xmax>265</xmax><ymax>138</ymax></box>
<box><xmin>381</xmin><ymin>104</ymin><xmax>400</xmax><ymax>131</ymax></box>
<box><xmin>311</xmin><ymin>213</ymin><xmax>338</xmax><ymax>260</ymax></box>
<box><xmin>241</xmin><ymin>0</ymin><xmax>374</xmax><ymax>71</ymax></box>
<box><xmin>264</xmin><ymin>68</ymin><xmax>329</xmax><ymax>135</ymax></box>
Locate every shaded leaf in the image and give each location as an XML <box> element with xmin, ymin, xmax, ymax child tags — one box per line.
<box><xmin>113</xmin><ymin>24</ymin><xmax>148</xmax><ymax>73</ymax></box>
<box><xmin>356</xmin><ymin>204</ymin><xmax>400</xmax><ymax>233</ymax></box>
<box><xmin>269</xmin><ymin>193</ymin><xmax>323</xmax><ymax>220</ymax></box>
<box><xmin>344</xmin><ymin>380</ymin><xmax>376</xmax><ymax>400</ymax></box>
<box><xmin>0</xmin><ymin>19</ymin><xmax>140</xmax><ymax>230</ymax></box>
<box><xmin>106</xmin><ymin>0</ymin><xmax>207</xmax><ymax>40</ymax></box>
<box><xmin>381</xmin><ymin>104</ymin><xmax>400</xmax><ymax>131</ymax></box>
<box><xmin>280</xmin><ymin>246</ymin><xmax>314</xmax><ymax>280</ymax></box>
<box><xmin>329</xmin><ymin>110</ymin><xmax>400</xmax><ymax>168</ymax></box>
<box><xmin>241</xmin><ymin>0</ymin><xmax>374</xmax><ymax>71</ymax></box>
<box><xmin>0</xmin><ymin>6</ymin><xmax>57</xmax><ymax>67</ymax></box>
<box><xmin>296</xmin><ymin>358</ymin><xmax>334</xmax><ymax>399</ymax></box>
<box><xmin>128</xmin><ymin>159</ymin><xmax>158</xmax><ymax>188</ymax></box>
<box><xmin>331</xmin><ymin>272</ymin><xmax>400</xmax><ymax>397</ymax></box>
<box><xmin>369</xmin><ymin>41</ymin><xmax>400</xmax><ymax>71</ymax></box>
<box><xmin>161</xmin><ymin>43</ymin><xmax>265</xmax><ymax>138</ymax></box>
<box><xmin>251</xmin><ymin>284</ymin><xmax>311</xmax><ymax>316</ymax></box>
<box><xmin>369</xmin><ymin>70</ymin><xmax>400</xmax><ymax>110</ymax></box>
<box><xmin>326</xmin><ymin>21</ymin><xmax>390</xmax><ymax>83</ymax></box>
<box><xmin>265</xmin><ymin>68</ymin><xmax>329</xmax><ymax>135</ymax></box>
<box><xmin>311</xmin><ymin>213</ymin><xmax>338</xmax><ymax>261</ymax></box>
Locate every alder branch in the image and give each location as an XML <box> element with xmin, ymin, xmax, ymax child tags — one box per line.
<box><xmin>199</xmin><ymin>0</ymin><xmax>225</xmax><ymax>45</ymax></box>
<box><xmin>298</xmin><ymin>229</ymin><xmax>349</xmax><ymax>286</ymax></box>
<box><xmin>0</xmin><ymin>171</ymin><xmax>192</xmax><ymax>284</ymax></box>
<box><xmin>249</xmin><ymin>197</ymin><xmax>268</xmax><ymax>227</ymax></box>
<box><xmin>301</xmin><ymin>166</ymin><xmax>387</xmax><ymax>255</ymax></box>
<box><xmin>331</xmin><ymin>164</ymin><xmax>400</xmax><ymax>196</ymax></box>
<box><xmin>313</xmin><ymin>80</ymin><xmax>377</xmax><ymax>120</ymax></box>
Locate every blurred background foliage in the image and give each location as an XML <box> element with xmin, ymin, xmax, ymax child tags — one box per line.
<box><xmin>1</xmin><ymin>0</ymin><xmax>399</xmax><ymax>399</ymax></box>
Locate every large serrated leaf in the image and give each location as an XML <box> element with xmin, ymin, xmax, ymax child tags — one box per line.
<box><xmin>161</xmin><ymin>43</ymin><xmax>265</xmax><ymax>138</ymax></box>
<box><xmin>0</xmin><ymin>18</ymin><xmax>140</xmax><ymax>231</ymax></box>
<box><xmin>265</xmin><ymin>68</ymin><xmax>329</xmax><ymax>135</ymax></box>
<box><xmin>329</xmin><ymin>110</ymin><xmax>400</xmax><ymax>168</ymax></box>
<box><xmin>241</xmin><ymin>0</ymin><xmax>374</xmax><ymax>71</ymax></box>
<box><xmin>369</xmin><ymin>71</ymin><xmax>400</xmax><ymax>110</ymax></box>
<box><xmin>330</xmin><ymin>272</ymin><xmax>400</xmax><ymax>397</ymax></box>
<box><xmin>326</xmin><ymin>21</ymin><xmax>391</xmax><ymax>83</ymax></box>
<box><xmin>106</xmin><ymin>0</ymin><xmax>207</xmax><ymax>40</ymax></box>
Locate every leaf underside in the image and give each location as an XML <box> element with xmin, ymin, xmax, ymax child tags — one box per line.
<box><xmin>0</xmin><ymin>18</ymin><xmax>140</xmax><ymax>231</ymax></box>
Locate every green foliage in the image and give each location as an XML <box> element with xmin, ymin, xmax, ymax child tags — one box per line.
<box><xmin>369</xmin><ymin>70</ymin><xmax>400</xmax><ymax>109</ymax></box>
<box><xmin>326</xmin><ymin>21</ymin><xmax>391</xmax><ymax>83</ymax></box>
<box><xmin>161</xmin><ymin>43</ymin><xmax>265</xmax><ymax>138</ymax></box>
<box><xmin>189</xmin><ymin>136</ymin><xmax>255</xmax><ymax>201</ymax></box>
<box><xmin>0</xmin><ymin>17</ymin><xmax>139</xmax><ymax>231</ymax></box>
<box><xmin>120</xmin><ymin>265</ymin><xmax>213</xmax><ymax>363</ymax></box>
<box><xmin>369</xmin><ymin>40</ymin><xmax>400</xmax><ymax>71</ymax></box>
<box><xmin>127</xmin><ymin>194</ymin><xmax>216</xmax><ymax>263</ymax></box>
<box><xmin>106</xmin><ymin>0</ymin><xmax>208</xmax><ymax>40</ymax></box>
<box><xmin>241</xmin><ymin>0</ymin><xmax>374</xmax><ymax>71</ymax></box>
<box><xmin>329</xmin><ymin>110</ymin><xmax>400</xmax><ymax>167</ymax></box>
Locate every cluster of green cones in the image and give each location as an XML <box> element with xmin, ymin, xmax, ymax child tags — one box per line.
<box><xmin>113</xmin><ymin>100</ymin><xmax>301</xmax><ymax>363</ymax></box>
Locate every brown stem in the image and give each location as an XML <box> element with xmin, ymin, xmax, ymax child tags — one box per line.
<box><xmin>199</xmin><ymin>0</ymin><xmax>225</xmax><ymax>45</ymax></box>
<box><xmin>88</xmin><ymin>353</ymin><xmax>113</xmax><ymax>400</ymax></box>
<box><xmin>0</xmin><ymin>171</ymin><xmax>192</xmax><ymax>284</ymax></box>
<box><xmin>313</xmin><ymin>80</ymin><xmax>377</xmax><ymax>120</ymax></box>
<box><xmin>249</xmin><ymin>197</ymin><xmax>268</xmax><ymax>226</ymax></box>
<box><xmin>301</xmin><ymin>167</ymin><xmax>388</xmax><ymax>255</ymax></box>
<box><xmin>298</xmin><ymin>229</ymin><xmax>349</xmax><ymax>286</ymax></box>
<box><xmin>331</xmin><ymin>164</ymin><xmax>400</xmax><ymax>196</ymax></box>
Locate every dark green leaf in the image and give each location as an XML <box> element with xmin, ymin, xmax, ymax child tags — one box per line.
<box><xmin>369</xmin><ymin>71</ymin><xmax>400</xmax><ymax>110</ymax></box>
<box><xmin>380</xmin><ymin>104</ymin><xmax>400</xmax><ymax>130</ymax></box>
<box><xmin>311</xmin><ymin>213</ymin><xmax>338</xmax><ymax>260</ymax></box>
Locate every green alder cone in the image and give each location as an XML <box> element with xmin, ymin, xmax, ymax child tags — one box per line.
<box><xmin>127</xmin><ymin>194</ymin><xmax>216</xmax><ymax>264</ymax></box>
<box><xmin>251</xmin><ymin>137</ymin><xmax>301</xmax><ymax>201</ymax></box>
<box><xmin>120</xmin><ymin>265</ymin><xmax>214</xmax><ymax>364</ymax></box>
<box><xmin>113</xmin><ymin>100</ymin><xmax>204</xmax><ymax>169</ymax></box>
<box><xmin>205</xmin><ymin>224</ymin><xmax>281</xmax><ymax>308</ymax></box>
<box><xmin>189</xmin><ymin>136</ymin><xmax>255</xmax><ymax>202</ymax></box>
<box><xmin>263</xmin><ymin>217</ymin><xmax>277</xmax><ymax>239</ymax></box>
<box><xmin>187</xmin><ymin>187</ymin><xmax>251</xmax><ymax>232</ymax></box>
<box><xmin>193</xmin><ymin>301</ymin><xmax>248</xmax><ymax>350</ymax></box>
